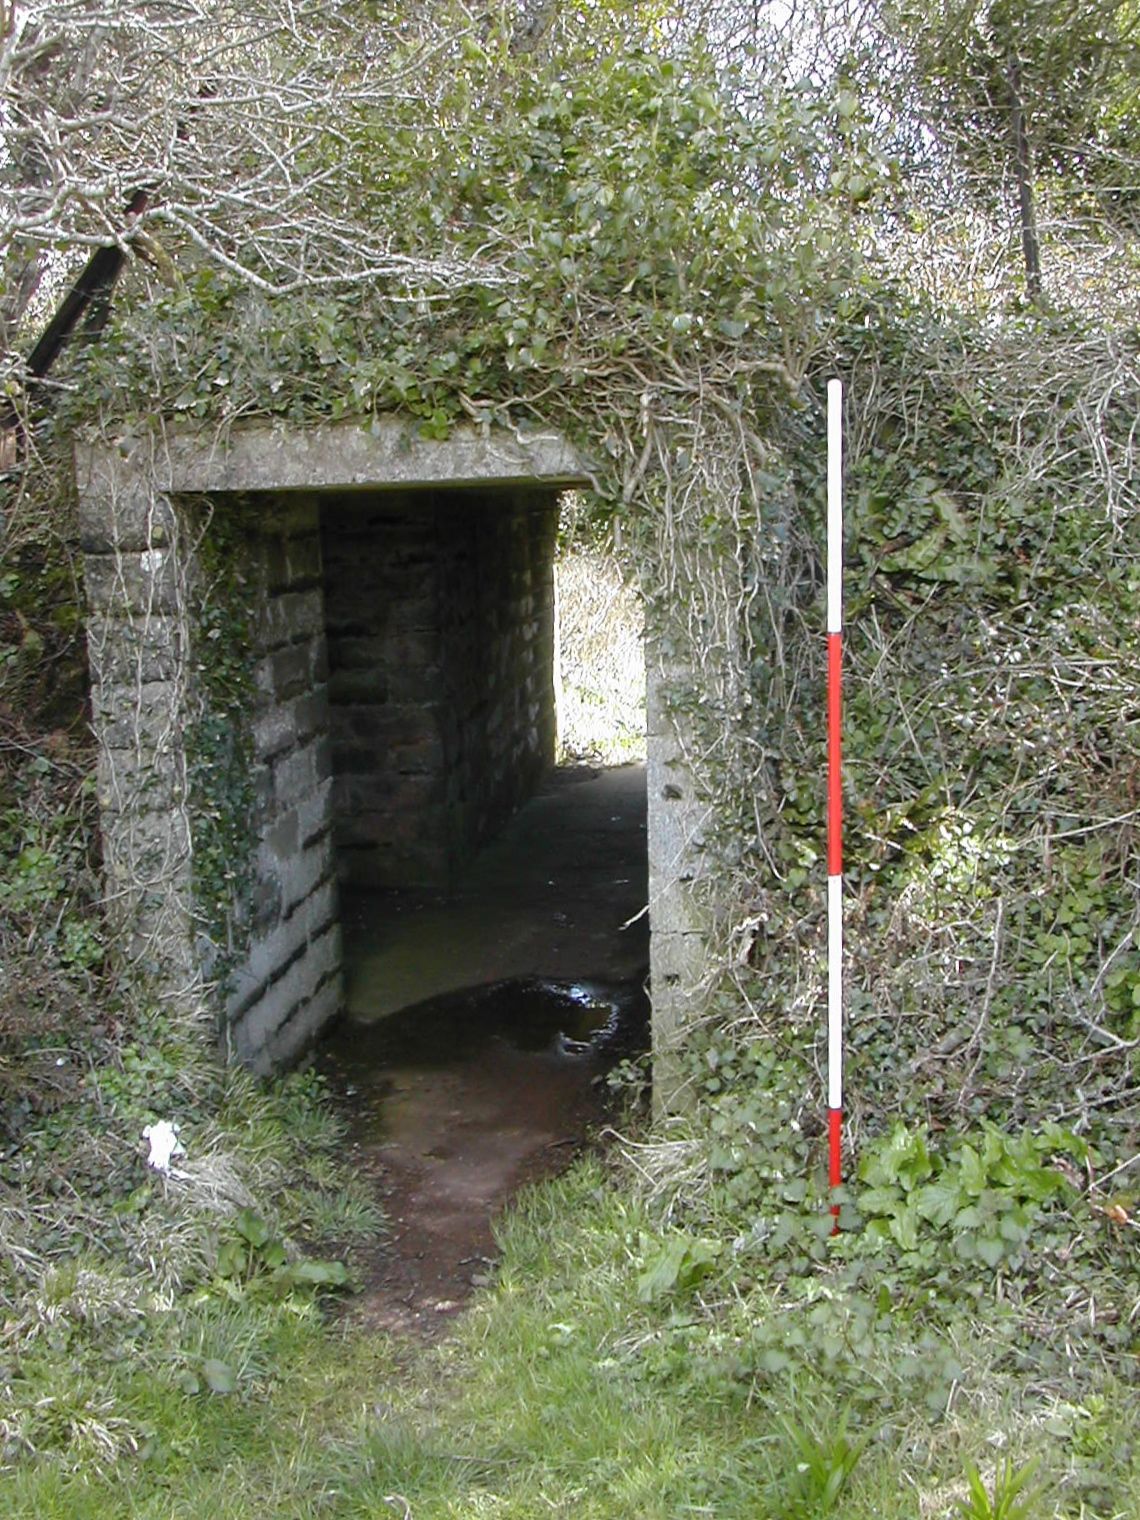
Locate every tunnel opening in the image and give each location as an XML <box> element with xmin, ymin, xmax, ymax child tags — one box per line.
<box><xmin>322</xmin><ymin>485</ymin><xmax>560</xmax><ymax>897</ymax></box>
<box><xmin>316</xmin><ymin>484</ymin><xmax>649</xmax><ymax>1030</ymax></box>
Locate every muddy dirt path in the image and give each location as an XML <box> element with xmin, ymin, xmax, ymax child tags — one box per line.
<box><xmin>317</xmin><ymin>766</ymin><xmax>648</xmax><ymax>1337</ymax></box>
<box><xmin>320</xmin><ymin>979</ymin><xmax>642</xmax><ymax>1336</ymax></box>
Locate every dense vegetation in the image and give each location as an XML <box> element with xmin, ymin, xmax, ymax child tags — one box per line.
<box><xmin>1</xmin><ymin>2</ymin><xmax>1137</xmax><ymax>1514</ymax></box>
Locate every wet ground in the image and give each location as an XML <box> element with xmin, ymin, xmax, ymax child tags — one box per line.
<box><xmin>318</xmin><ymin>764</ymin><xmax>648</xmax><ymax>1336</ymax></box>
<box><xmin>340</xmin><ymin>763</ymin><xmax>649</xmax><ymax>1018</ymax></box>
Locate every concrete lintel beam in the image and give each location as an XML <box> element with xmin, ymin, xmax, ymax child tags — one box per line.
<box><xmin>80</xmin><ymin>418</ymin><xmax>592</xmax><ymax>497</ymax></box>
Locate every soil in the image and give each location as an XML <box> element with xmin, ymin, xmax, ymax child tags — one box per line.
<box><xmin>316</xmin><ymin>764</ymin><xmax>648</xmax><ymax>1337</ymax></box>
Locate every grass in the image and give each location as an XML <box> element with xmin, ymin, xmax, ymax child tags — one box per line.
<box><xmin>1</xmin><ymin>941</ymin><xmax>1136</xmax><ymax>1519</ymax></box>
<box><xmin>3</xmin><ymin>1158</ymin><xmax>1137</xmax><ymax>1519</ymax></box>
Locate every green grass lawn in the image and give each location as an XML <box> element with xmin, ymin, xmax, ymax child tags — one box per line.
<box><xmin>4</xmin><ymin>1159</ymin><xmax>1136</xmax><ymax>1519</ymax></box>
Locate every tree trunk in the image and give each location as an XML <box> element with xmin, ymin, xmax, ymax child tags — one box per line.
<box><xmin>1007</xmin><ymin>52</ymin><xmax>1042</xmax><ymax>302</ymax></box>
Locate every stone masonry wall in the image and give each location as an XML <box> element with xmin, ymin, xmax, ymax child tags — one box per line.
<box><xmin>79</xmin><ymin>461</ymin><xmax>345</xmax><ymax>1065</ymax></box>
<box><xmin>436</xmin><ymin>489</ymin><xmax>558</xmax><ymax>871</ymax></box>
<box><xmin>80</xmin><ymin>466</ymin><xmax>196</xmax><ymax>990</ymax></box>
<box><xmin>221</xmin><ymin>495</ymin><xmax>343</xmax><ymax>1071</ymax></box>
<box><xmin>645</xmin><ymin>646</ymin><xmax>713</xmax><ymax>1115</ymax></box>
<box><xmin>321</xmin><ymin>488</ymin><xmax>558</xmax><ymax>890</ymax></box>
<box><xmin>321</xmin><ymin>491</ymin><xmax>447</xmax><ymax>887</ymax></box>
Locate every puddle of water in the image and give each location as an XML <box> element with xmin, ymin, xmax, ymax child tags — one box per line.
<box><xmin>331</xmin><ymin>976</ymin><xmax>643</xmax><ymax>1070</ymax></box>
<box><xmin>317</xmin><ymin>976</ymin><xmax>647</xmax><ymax>1335</ymax></box>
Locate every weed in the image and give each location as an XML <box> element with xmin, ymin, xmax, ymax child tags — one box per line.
<box><xmin>213</xmin><ymin>1206</ymin><xmax>348</xmax><ymax>1298</ymax></box>
<box><xmin>773</xmin><ymin>1408</ymin><xmax>869</xmax><ymax>1518</ymax></box>
<box><xmin>956</xmin><ymin>1456</ymin><xmax>1045</xmax><ymax>1520</ymax></box>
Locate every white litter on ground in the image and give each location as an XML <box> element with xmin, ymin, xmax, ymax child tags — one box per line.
<box><xmin>143</xmin><ymin>1120</ymin><xmax>185</xmax><ymax>1172</ymax></box>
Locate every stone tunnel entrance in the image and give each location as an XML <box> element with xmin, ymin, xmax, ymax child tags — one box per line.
<box><xmin>77</xmin><ymin>419</ymin><xmax>704</xmax><ymax>1111</ymax></box>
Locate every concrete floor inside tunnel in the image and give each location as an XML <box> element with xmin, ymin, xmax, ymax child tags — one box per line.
<box><xmin>339</xmin><ymin>761</ymin><xmax>649</xmax><ymax>1023</ymax></box>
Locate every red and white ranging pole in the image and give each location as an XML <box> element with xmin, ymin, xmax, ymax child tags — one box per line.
<box><xmin>827</xmin><ymin>378</ymin><xmax>844</xmax><ymax>1224</ymax></box>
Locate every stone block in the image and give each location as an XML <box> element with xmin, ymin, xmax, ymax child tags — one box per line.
<box><xmin>225</xmin><ymin>960</ymin><xmax>269</xmax><ymax>1020</ymax></box>
<box><xmin>329</xmin><ymin>741</ymin><xmax>381</xmax><ymax>777</ymax></box>
<box><xmin>275</xmin><ymin>835</ymin><xmax>335</xmax><ymax>918</ymax></box>
<box><xmin>249</xmin><ymin>873</ymin><xmax>283</xmax><ymax>937</ymax></box>
<box><xmin>332</xmin><ymin>770</ymin><xmax>398</xmax><ymax>811</ymax></box>
<box><xmin>231</xmin><ymin>908</ymin><xmax>343</xmax><ymax>1050</ymax></box>
<box><xmin>83</xmin><ymin>549</ymin><xmax>182</xmax><ymax>616</ymax></box>
<box><xmin>266</xmin><ymin>532</ymin><xmax>322</xmax><ymax>593</ymax></box>
<box><xmin>338</xmin><ymin>836</ymin><xmax>448</xmax><ymax>890</ymax></box>
<box><xmin>329</xmin><ymin>667</ymin><xmax>390</xmax><ymax>705</ymax></box>
<box><xmin>155</xmin><ymin>418</ymin><xmax>587</xmax><ymax>495</ymax></box>
<box><xmin>342</xmin><ymin>783</ymin><xmax>442</xmax><ymax>841</ymax></box>
<box><xmin>328</xmin><ymin>632</ymin><xmax>381</xmax><ymax>674</ymax></box>
<box><xmin>77</xmin><ymin>475</ymin><xmax>178</xmax><ymax>555</ymax></box>
<box><xmin>391</xmin><ymin>730</ymin><xmax>443</xmax><ymax>776</ymax></box>
<box><xmin>252</xmin><ymin>704</ymin><xmax>296</xmax><ymax>764</ymax></box>
<box><xmin>229</xmin><ymin>951</ymin><xmax>313</xmax><ymax>1064</ymax></box>
<box><xmin>263</xmin><ymin>808</ymin><xmax>300</xmax><ymax>861</ymax></box>
<box><xmin>273</xmin><ymin>739</ymin><xmax>322</xmax><ymax>805</ymax></box>
<box><xmin>386</xmin><ymin>664</ymin><xmax>441</xmax><ymax>705</ymax></box>
<box><xmin>95</xmin><ymin>680</ymin><xmax>181</xmax><ymax>751</ymax></box>
<box><xmin>346</xmin><ymin>703</ymin><xmax>433</xmax><ymax>747</ymax></box>
<box><xmin>86</xmin><ymin>615</ymin><xmax>184</xmax><ymax>686</ymax></box>
<box><xmin>330</xmin><ymin>634</ymin><xmax>390</xmax><ymax>673</ymax></box>
<box><xmin>261</xmin><ymin>494</ymin><xmax>322</xmax><ymax>538</ymax></box>
<box><xmin>269</xmin><ymin>642</ymin><xmax>315</xmax><ymax>702</ymax></box>
<box><xmin>296</xmin><ymin>776</ymin><xmax>334</xmax><ymax>847</ymax></box>
<box><xmin>387</xmin><ymin>627</ymin><xmax>442</xmax><ymax>673</ymax></box>
<box><xmin>240</xmin><ymin>908</ymin><xmax>309</xmax><ymax>993</ymax></box>
<box><xmin>287</xmin><ymin>875</ymin><xmax>338</xmax><ymax>941</ymax></box>
<box><xmin>259</xmin><ymin>967</ymin><xmax>343</xmax><ymax>1074</ymax></box>
<box><xmin>255</xmin><ymin>588</ymin><xmax>325</xmax><ymax>652</ymax></box>
<box><xmin>251</xmin><ymin>763</ymin><xmax>274</xmax><ymax>811</ymax></box>
<box><xmin>305</xmin><ymin>917</ymin><xmax>342</xmax><ymax>987</ymax></box>
<box><xmin>313</xmin><ymin>733</ymin><xmax>332</xmax><ymax>784</ymax></box>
